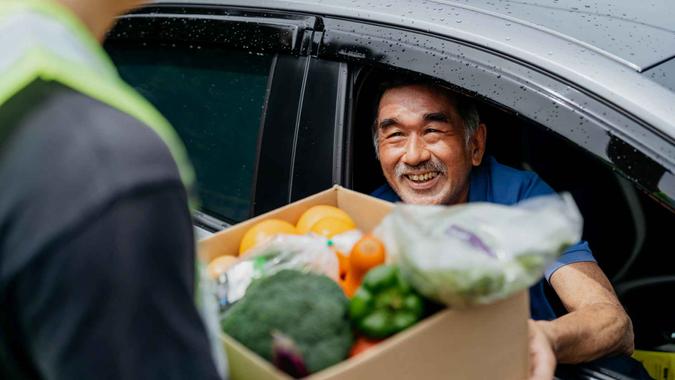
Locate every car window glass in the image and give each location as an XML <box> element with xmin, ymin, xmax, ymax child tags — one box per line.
<box><xmin>109</xmin><ymin>46</ymin><xmax>273</xmax><ymax>223</ymax></box>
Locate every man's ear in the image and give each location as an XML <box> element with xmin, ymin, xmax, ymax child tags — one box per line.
<box><xmin>471</xmin><ymin>123</ymin><xmax>487</xmax><ymax>166</ymax></box>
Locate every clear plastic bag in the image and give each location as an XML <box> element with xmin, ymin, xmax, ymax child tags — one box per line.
<box><xmin>374</xmin><ymin>193</ymin><xmax>583</xmax><ymax>307</ymax></box>
<box><xmin>216</xmin><ymin>234</ymin><xmax>339</xmax><ymax>310</ymax></box>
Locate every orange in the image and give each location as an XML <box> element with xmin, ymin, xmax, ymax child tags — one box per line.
<box><xmin>239</xmin><ymin>219</ymin><xmax>298</xmax><ymax>254</ymax></box>
<box><xmin>207</xmin><ymin>255</ymin><xmax>238</xmax><ymax>279</ymax></box>
<box><xmin>296</xmin><ymin>205</ymin><xmax>355</xmax><ymax>234</ymax></box>
<box><xmin>309</xmin><ymin>216</ymin><xmax>356</xmax><ymax>238</ymax></box>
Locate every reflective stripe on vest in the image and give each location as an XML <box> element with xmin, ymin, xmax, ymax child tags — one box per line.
<box><xmin>0</xmin><ymin>0</ymin><xmax>196</xmax><ymax>206</ymax></box>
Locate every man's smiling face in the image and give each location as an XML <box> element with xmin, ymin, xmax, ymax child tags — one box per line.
<box><xmin>376</xmin><ymin>84</ymin><xmax>485</xmax><ymax>205</ymax></box>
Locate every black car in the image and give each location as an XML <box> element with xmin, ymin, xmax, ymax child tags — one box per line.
<box><xmin>106</xmin><ymin>1</ymin><xmax>675</xmax><ymax>378</ymax></box>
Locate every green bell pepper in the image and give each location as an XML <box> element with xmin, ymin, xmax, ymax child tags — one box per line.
<box><xmin>349</xmin><ymin>265</ymin><xmax>425</xmax><ymax>338</ymax></box>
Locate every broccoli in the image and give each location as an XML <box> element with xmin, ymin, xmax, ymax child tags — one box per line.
<box><xmin>221</xmin><ymin>270</ymin><xmax>352</xmax><ymax>376</ymax></box>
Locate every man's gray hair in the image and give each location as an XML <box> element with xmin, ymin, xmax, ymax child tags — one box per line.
<box><xmin>372</xmin><ymin>80</ymin><xmax>480</xmax><ymax>158</ymax></box>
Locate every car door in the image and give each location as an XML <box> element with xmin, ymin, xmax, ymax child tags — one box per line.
<box><xmin>105</xmin><ymin>4</ymin><xmax>345</xmax><ymax>237</ymax></box>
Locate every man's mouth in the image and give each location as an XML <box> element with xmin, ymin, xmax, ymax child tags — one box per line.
<box><xmin>404</xmin><ymin>171</ymin><xmax>440</xmax><ymax>183</ymax></box>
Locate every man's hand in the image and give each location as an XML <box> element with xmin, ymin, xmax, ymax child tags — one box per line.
<box><xmin>529</xmin><ymin>319</ymin><xmax>556</xmax><ymax>380</ymax></box>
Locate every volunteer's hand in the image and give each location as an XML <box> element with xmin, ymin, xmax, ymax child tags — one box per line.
<box><xmin>528</xmin><ymin>319</ymin><xmax>556</xmax><ymax>380</ymax></box>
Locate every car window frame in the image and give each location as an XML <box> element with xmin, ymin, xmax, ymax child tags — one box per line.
<box><xmin>108</xmin><ymin>4</ymin><xmax>675</xmax><ymax>216</ymax></box>
<box><xmin>107</xmin><ymin>5</ymin><xmax>329</xmax><ymax>230</ymax></box>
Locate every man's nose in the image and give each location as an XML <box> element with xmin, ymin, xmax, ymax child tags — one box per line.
<box><xmin>402</xmin><ymin>134</ymin><xmax>431</xmax><ymax>166</ymax></box>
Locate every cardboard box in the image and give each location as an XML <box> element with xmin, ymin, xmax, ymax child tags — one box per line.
<box><xmin>200</xmin><ymin>186</ymin><xmax>529</xmax><ymax>380</ymax></box>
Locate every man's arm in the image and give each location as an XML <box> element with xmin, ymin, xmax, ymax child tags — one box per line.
<box><xmin>535</xmin><ymin>262</ymin><xmax>634</xmax><ymax>363</ymax></box>
<box><xmin>12</xmin><ymin>185</ymin><xmax>221</xmax><ymax>380</ymax></box>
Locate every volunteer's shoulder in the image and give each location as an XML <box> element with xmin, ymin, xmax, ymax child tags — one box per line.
<box><xmin>24</xmin><ymin>81</ymin><xmax>182</xmax><ymax>190</ymax></box>
<box><xmin>0</xmin><ymin>81</ymin><xmax>186</xmax><ymax>270</ymax></box>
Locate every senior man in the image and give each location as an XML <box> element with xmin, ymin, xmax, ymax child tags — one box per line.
<box><xmin>370</xmin><ymin>77</ymin><xmax>638</xmax><ymax>377</ymax></box>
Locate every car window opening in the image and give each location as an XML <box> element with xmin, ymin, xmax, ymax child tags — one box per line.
<box><xmin>351</xmin><ymin>67</ymin><xmax>674</xmax><ymax>351</ymax></box>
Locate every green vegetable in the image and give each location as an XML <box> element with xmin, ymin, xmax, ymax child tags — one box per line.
<box><xmin>221</xmin><ymin>270</ymin><xmax>352</xmax><ymax>375</ymax></box>
<box><xmin>349</xmin><ymin>265</ymin><xmax>425</xmax><ymax>338</ymax></box>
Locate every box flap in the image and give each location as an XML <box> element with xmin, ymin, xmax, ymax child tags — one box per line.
<box><xmin>199</xmin><ymin>187</ymin><xmax>340</xmax><ymax>262</ymax></box>
<box><xmin>335</xmin><ymin>187</ymin><xmax>393</xmax><ymax>233</ymax></box>
<box><xmin>199</xmin><ymin>186</ymin><xmax>392</xmax><ymax>262</ymax></box>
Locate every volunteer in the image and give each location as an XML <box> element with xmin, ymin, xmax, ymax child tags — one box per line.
<box><xmin>0</xmin><ymin>0</ymin><xmax>222</xmax><ymax>378</ymax></box>
<box><xmin>370</xmin><ymin>77</ymin><xmax>647</xmax><ymax>378</ymax></box>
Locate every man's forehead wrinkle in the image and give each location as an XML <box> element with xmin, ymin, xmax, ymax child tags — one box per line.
<box><xmin>378</xmin><ymin>109</ymin><xmax>452</xmax><ymax>131</ymax></box>
<box><xmin>379</xmin><ymin>103</ymin><xmax>433</xmax><ymax>125</ymax></box>
<box><xmin>382</xmin><ymin>87</ymin><xmax>453</xmax><ymax>113</ymax></box>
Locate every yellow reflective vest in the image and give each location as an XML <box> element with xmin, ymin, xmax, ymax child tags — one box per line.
<box><xmin>0</xmin><ymin>0</ymin><xmax>226</xmax><ymax>376</ymax></box>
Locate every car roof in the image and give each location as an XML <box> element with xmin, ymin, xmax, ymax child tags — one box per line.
<box><xmin>151</xmin><ymin>0</ymin><xmax>675</xmax><ymax>142</ymax></box>
<box><xmin>430</xmin><ymin>0</ymin><xmax>675</xmax><ymax>72</ymax></box>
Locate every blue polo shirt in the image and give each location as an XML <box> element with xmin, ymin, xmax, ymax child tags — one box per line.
<box><xmin>372</xmin><ymin>156</ymin><xmax>596</xmax><ymax>320</ymax></box>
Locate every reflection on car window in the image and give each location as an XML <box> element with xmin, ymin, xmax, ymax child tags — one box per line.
<box><xmin>109</xmin><ymin>46</ymin><xmax>273</xmax><ymax>223</ymax></box>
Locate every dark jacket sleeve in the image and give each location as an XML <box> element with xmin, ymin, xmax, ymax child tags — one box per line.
<box><xmin>12</xmin><ymin>184</ymin><xmax>221</xmax><ymax>380</ymax></box>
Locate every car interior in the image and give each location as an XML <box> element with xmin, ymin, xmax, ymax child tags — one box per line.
<box><xmin>350</xmin><ymin>65</ymin><xmax>675</xmax><ymax>353</ymax></box>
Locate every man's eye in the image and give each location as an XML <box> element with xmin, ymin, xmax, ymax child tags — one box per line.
<box><xmin>425</xmin><ymin>128</ymin><xmax>441</xmax><ymax>134</ymax></box>
<box><xmin>387</xmin><ymin>132</ymin><xmax>403</xmax><ymax>138</ymax></box>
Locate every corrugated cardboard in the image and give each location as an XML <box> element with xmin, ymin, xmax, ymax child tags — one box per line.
<box><xmin>200</xmin><ymin>185</ymin><xmax>529</xmax><ymax>380</ymax></box>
